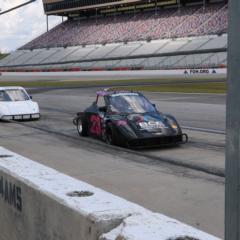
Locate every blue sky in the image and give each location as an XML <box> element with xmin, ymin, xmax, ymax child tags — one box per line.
<box><xmin>0</xmin><ymin>0</ymin><xmax>63</xmax><ymax>53</ymax></box>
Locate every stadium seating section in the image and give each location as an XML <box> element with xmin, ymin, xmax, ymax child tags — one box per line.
<box><xmin>0</xmin><ymin>3</ymin><xmax>228</xmax><ymax>70</ymax></box>
<box><xmin>20</xmin><ymin>3</ymin><xmax>227</xmax><ymax>49</ymax></box>
<box><xmin>0</xmin><ymin>35</ymin><xmax>227</xmax><ymax>70</ymax></box>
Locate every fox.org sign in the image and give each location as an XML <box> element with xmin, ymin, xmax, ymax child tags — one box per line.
<box><xmin>184</xmin><ymin>69</ymin><xmax>218</xmax><ymax>74</ymax></box>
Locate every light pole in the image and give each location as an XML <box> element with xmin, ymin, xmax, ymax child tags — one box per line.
<box><xmin>225</xmin><ymin>0</ymin><xmax>240</xmax><ymax>239</ymax></box>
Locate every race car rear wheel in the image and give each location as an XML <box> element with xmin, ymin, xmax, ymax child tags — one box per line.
<box><xmin>77</xmin><ymin>118</ymin><xmax>88</xmax><ymax>137</ymax></box>
<box><xmin>105</xmin><ymin>123</ymin><xmax>115</xmax><ymax>145</ymax></box>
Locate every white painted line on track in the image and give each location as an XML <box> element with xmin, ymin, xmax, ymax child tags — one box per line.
<box><xmin>143</xmin><ymin>91</ymin><xmax>226</xmax><ymax>96</ymax></box>
<box><xmin>182</xmin><ymin>126</ymin><xmax>225</xmax><ymax>135</ymax></box>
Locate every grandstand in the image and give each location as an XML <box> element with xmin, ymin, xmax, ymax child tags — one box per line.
<box><xmin>0</xmin><ymin>0</ymin><xmax>228</xmax><ymax>71</ymax></box>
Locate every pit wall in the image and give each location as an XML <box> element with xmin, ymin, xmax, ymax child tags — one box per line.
<box><xmin>0</xmin><ymin>147</ymin><xmax>221</xmax><ymax>240</ymax></box>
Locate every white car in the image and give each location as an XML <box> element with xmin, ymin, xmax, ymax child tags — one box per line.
<box><xmin>0</xmin><ymin>86</ymin><xmax>40</xmax><ymax>121</ymax></box>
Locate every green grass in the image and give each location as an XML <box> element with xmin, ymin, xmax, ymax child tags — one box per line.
<box><xmin>0</xmin><ymin>80</ymin><xmax>109</xmax><ymax>88</ymax></box>
<box><xmin>0</xmin><ymin>78</ymin><xmax>213</xmax><ymax>86</ymax></box>
<box><xmin>0</xmin><ymin>79</ymin><xmax>226</xmax><ymax>94</ymax></box>
<box><xmin>0</xmin><ymin>54</ymin><xmax>9</xmax><ymax>60</ymax></box>
<box><xmin>110</xmin><ymin>82</ymin><xmax>226</xmax><ymax>94</ymax></box>
<box><xmin>0</xmin><ymin>79</ymin><xmax>180</xmax><ymax>88</ymax></box>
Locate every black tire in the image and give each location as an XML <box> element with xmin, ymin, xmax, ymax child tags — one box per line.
<box><xmin>105</xmin><ymin>123</ymin><xmax>115</xmax><ymax>145</ymax></box>
<box><xmin>77</xmin><ymin>118</ymin><xmax>88</xmax><ymax>137</ymax></box>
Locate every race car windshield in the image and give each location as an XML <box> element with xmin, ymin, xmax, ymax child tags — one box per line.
<box><xmin>109</xmin><ymin>93</ymin><xmax>156</xmax><ymax>114</ymax></box>
<box><xmin>0</xmin><ymin>90</ymin><xmax>30</xmax><ymax>102</ymax></box>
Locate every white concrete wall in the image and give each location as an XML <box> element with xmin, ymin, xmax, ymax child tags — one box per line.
<box><xmin>0</xmin><ymin>69</ymin><xmax>226</xmax><ymax>82</ymax></box>
<box><xmin>0</xmin><ymin>147</ymin><xmax>221</xmax><ymax>240</ymax></box>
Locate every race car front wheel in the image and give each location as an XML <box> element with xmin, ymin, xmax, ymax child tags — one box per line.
<box><xmin>77</xmin><ymin>118</ymin><xmax>88</xmax><ymax>137</ymax></box>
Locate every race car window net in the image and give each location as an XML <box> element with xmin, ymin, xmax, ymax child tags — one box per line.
<box><xmin>0</xmin><ymin>90</ymin><xmax>30</xmax><ymax>102</ymax></box>
<box><xmin>108</xmin><ymin>94</ymin><xmax>156</xmax><ymax>114</ymax></box>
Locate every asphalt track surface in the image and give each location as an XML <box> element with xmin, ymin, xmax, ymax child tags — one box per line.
<box><xmin>0</xmin><ymin>88</ymin><xmax>226</xmax><ymax>238</ymax></box>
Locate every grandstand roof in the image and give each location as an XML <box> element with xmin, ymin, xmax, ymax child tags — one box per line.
<box><xmin>42</xmin><ymin>0</ymin><xmax>178</xmax><ymax>16</ymax></box>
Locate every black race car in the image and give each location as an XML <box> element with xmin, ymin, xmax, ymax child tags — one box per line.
<box><xmin>73</xmin><ymin>90</ymin><xmax>188</xmax><ymax>148</ymax></box>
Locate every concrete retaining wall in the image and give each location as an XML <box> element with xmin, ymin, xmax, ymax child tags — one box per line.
<box><xmin>0</xmin><ymin>69</ymin><xmax>226</xmax><ymax>81</ymax></box>
<box><xmin>0</xmin><ymin>147</ymin><xmax>221</xmax><ymax>240</ymax></box>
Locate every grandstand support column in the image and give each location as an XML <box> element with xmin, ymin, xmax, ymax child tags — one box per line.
<box><xmin>114</xmin><ymin>7</ymin><xmax>117</xmax><ymax>22</ymax></box>
<box><xmin>203</xmin><ymin>0</ymin><xmax>206</xmax><ymax>10</ymax></box>
<box><xmin>46</xmin><ymin>15</ymin><xmax>49</xmax><ymax>32</ymax></box>
<box><xmin>95</xmin><ymin>8</ymin><xmax>98</xmax><ymax>24</ymax></box>
<box><xmin>177</xmin><ymin>0</ymin><xmax>181</xmax><ymax>12</ymax></box>
<box><xmin>225</xmin><ymin>0</ymin><xmax>240</xmax><ymax>239</ymax></box>
<box><xmin>155</xmin><ymin>0</ymin><xmax>157</xmax><ymax>15</ymax></box>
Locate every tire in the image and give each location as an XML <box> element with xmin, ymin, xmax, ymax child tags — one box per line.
<box><xmin>105</xmin><ymin>123</ymin><xmax>115</xmax><ymax>145</ymax></box>
<box><xmin>77</xmin><ymin>118</ymin><xmax>88</xmax><ymax>137</ymax></box>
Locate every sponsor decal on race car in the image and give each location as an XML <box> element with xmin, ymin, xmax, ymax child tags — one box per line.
<box><xmin>138</xmin><ymin>121</ymin><xmax>168</xmax><ymax>130</ymax></box>
<box><xmin>90</xmin><ymin>115</ymin><xmax>102</xmax><ymax>135</ymax></box>
<box><xmin>116</xmin><ymin>120</ymin><xmax>128</xmax><ymax>126</ymax></box>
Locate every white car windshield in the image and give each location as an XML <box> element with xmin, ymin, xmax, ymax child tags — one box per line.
<box><xmin>0</xmin><ymin>89</ymin><xmax>30</xmax><ymax>102</ymax></box>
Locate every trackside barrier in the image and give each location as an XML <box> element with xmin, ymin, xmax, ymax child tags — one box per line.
<box><xmin>0</xmin><ymin>69</ymin><xmax>227</xmax><ymax>81</ymax></box>
<box><xmin>0</xmin><ymin>68</ymin><xmax>227</xmax><ymax>75</ymax></box>
<box><xmin>0</xmin><ymin>147</ymin><xmax>221</xmax><ymax>240</ymax></box>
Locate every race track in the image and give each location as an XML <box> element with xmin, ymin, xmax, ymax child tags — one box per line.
<box><xmin>0</xmin><ymin>87</ymin><xmax>225</xmax><ymax>238</ymax></box>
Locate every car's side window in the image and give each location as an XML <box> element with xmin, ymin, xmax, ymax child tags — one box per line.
<box><xmin>96</xmin><ymin>96</ymin><xmax>107</xmax><ymax>113</ymax></box>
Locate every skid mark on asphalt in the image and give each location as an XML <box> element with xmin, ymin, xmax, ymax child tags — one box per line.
<box><xmin>5</xmin><ymin>117</ymin><xmax>225</xmax><ymax>178</ymax></box>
